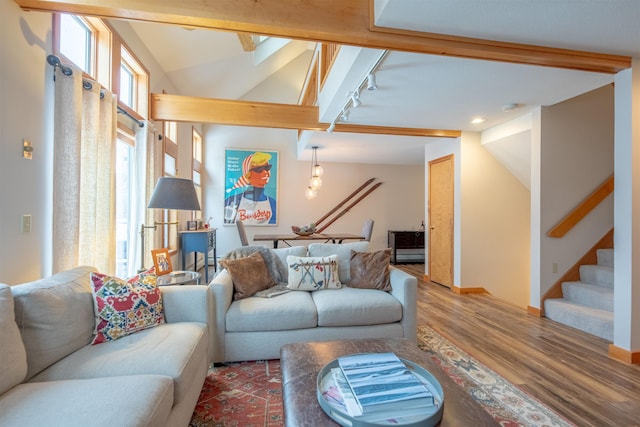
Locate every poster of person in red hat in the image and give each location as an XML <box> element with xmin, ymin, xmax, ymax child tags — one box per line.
<box><xmin>224</xmin><ymin>149</ymin><xmax>278</xmax><ymax>225</ymax></box>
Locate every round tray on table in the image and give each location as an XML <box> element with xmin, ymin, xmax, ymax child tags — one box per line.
<box><xmin>316</xmin><ymin>357</ymin><xmax>444</xmax><ymax>427</ymax></box>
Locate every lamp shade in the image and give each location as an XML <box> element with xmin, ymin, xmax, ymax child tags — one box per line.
<box><xmin>148</xmin><ymin>177</ymin><xmax>201</xmax><ymax>211</ymax></box>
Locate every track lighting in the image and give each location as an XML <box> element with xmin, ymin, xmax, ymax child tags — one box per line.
<box><xmin>367</xmin><ymin>73</ymin><xmax>377</xmax><ymax>90</ymax></box>
<box><xmin>340</xmin><ymin>110</ymin><xmax>349</xmax><ymax>121</ymax></box>
<box><xmin>326</xmin><ymin>122</ymin><xmax>335</xmax><ymax>134</ymax></box>
<box><xmin>351</xmin><ymin>91</ymin><xmax>361</xmax><ymax>108</ymax></box>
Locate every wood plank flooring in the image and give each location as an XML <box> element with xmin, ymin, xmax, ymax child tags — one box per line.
<box><xmin>395</xmin><ymin>263</ymin><xmax>640</xmax><ymax>426</ymax></box>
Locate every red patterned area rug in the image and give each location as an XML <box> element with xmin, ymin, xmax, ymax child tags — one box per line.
<box><xmin>189</xmin><ymin>360</ymin><xmax>283</xmax><ymax>427</ymax></box>
<box><xmin>190</xmin><ymin>328</ymin><xmax>575</xmax><ymax>426</ymax></box>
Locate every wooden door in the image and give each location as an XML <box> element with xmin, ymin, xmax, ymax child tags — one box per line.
<box><xmin>428</xmin><ymin>155</ymin><xmax>454</xmax><ymax>287</ymax></box>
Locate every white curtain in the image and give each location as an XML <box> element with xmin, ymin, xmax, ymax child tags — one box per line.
<box><xmin>126</xmin><ymin>120</ymin><xmax>160</xmax><ymax>276</ymax></box>
<box><xmin>52</xmin><ymin>65</ymin><xmax>117</xmax><ymax>274</ymax></box>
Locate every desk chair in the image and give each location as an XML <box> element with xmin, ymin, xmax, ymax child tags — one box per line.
<box><xmin>361</xmin><ymin>218</ymin><xmax>374</xmax><ymax>242</ymax></box>
<box><xmin>236</xmin><ymin>220</ymin><xmax>249</xmax><ymax>246</ymax></box>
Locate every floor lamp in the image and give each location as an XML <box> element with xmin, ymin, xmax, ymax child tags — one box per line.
<box><xmin>139</xmin><ymin>177</ymin><xmax>201</xmax><ymax>272</ymax></box>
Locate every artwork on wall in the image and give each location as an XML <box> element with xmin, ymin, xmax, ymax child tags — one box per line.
<box><xmin>224</xmin><ymin>148</ymin><xmax>279</xmax><ymax>226</ymax></box>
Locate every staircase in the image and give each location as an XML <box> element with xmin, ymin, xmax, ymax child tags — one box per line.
<box><xmin>544</xmin><ymin>248</ymin><xmax>613</xmax><ymax>341</ymax></box>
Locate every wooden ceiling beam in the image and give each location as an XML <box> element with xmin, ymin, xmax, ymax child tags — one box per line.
<box><xmin>151</xmin><ymin>93</ymin><xmax>458</xmax><ymax>137</ymax></box>
<box><xmin>15</xmin><ymin>0</ymin><xmax>630</xmax><ymax>73</ymax></box>
<box><xmin>151</xmin><ymin>93</ymin><xmax>322</xmax><ymax>130</ymax></box>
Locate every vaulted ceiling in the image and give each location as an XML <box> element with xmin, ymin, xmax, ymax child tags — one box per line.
<box><xmin>15</xmin><ymin>0</ymin><xmax>640</xmax><ymax>164</ymax></box>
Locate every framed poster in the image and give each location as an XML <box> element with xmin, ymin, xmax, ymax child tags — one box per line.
<box><xmin>224</xmin><ymin>148</ymin><xmax>279</xmax><ymax>226</ymax></box>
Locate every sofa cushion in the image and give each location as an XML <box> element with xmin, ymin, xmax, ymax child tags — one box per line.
<box><xmin>272</xmin><ymin>246</ymin><xmax>307</xmax><ymax>267</ymax></box>
<box><xmin>349</xmin><ymin>249</ymin><xmax>392</xmax><ymax>291</ymax></box>
<box><xmin>286</xmin><ymin>255</ymin><xmax>342</xmax><ymax>290</ymax></box>
<box><xmin>90</xmin><ymin>271</ymin><xmax>165</xmax><ymax>344</ymax></box>
<box><xmin>308</xmin><ymin>242</ymin><xmax>369</xmax><ymax>283</ymax></box>
<box><xmin>312</xmin><ymin>287</ymin><xmax>402</xmax><ymax>327</ymax></box>
<box><xmin>11</xmin><ymin>266</ymin><xmax>97</xmax><ymax>380</ymax></box>
<box><xmin>29</xmin><ymin>322</ymin><xmax>207</xmax><ymax>407</ymax></box>
<box><xmin>226</xmin><ymin>291</ymin><xmax>317</xmax><ymax>332</ymax></box>
<box><xmin>0</xmin><ymin>284</ymin><xmax>27</xmax><ymax>395</ymax></box>
<box><xmin>0</xmin><ymin>375</ymin><xmax>173</xmax><ymax>427</ymax></box>
<box><xmin>220</xmin><ymin>252</ymin><xmax>276</xmax><ymax>300</ymax></box>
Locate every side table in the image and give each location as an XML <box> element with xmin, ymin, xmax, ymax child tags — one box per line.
<box><xmin>157</xmin><ymin>271</ymin><xmax>201</xmax><ymax>286</ymax></box>
<box><xmin>179</xmin><ymin>228</ymin><xmax>216</xmax><ymax>284</ymax></box>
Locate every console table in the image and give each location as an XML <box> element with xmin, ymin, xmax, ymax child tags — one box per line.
<box><xmin>388</xmin><ymin>230</ymin><xmax>425</xmax><ymax>264</ymax></box>
<box><xmin>180</xmin><ymin>229</ymin><xmax>216</xmax><ymax>284</ymax></box>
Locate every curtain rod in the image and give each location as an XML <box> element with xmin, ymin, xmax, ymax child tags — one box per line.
<box><xmin>47</xmin><ymin>54</ymin><xmax>145</xmax><ymax>128</ymax></box>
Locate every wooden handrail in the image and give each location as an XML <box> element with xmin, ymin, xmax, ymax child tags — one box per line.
<box><xmin>547</xmin><ymin>175</ymin><xmax>614</xmax><ymax>238</ymax></box>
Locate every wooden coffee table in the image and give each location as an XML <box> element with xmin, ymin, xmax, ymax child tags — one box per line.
<box><xmin>280</xmin><ymin>338</ymin><xmax>498</xmax><ymax>426</ymax></box>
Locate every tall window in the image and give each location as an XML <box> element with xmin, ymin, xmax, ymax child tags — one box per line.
<box><xmin>192</xmin><ymin>127</ymin><xmax>203</xmax><ymax>219</ymax></box>
<box><xmin>54</xmin><ymin>13</ymin><xmax>150</xmax><ymax>275</ymax></box>
<box><xmin>163</xmin><ymin>121</ymin><xmax>179</xmax><ymax>251</ymax></box>
<box><xmin>115</xmin><ymin>127</ymin><xmax>135</xmax><ymax>278</ymax></box>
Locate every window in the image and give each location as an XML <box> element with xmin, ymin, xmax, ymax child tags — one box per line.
<box><xmin>115</xmin><ymin>127</ymin><xmax>135</xmax><ymax>278</ymax></box>
<box><xmin>192</xmin><ymin>127</ymin><xmax>203</xmax><ymax>218</ymax></box>
<box><xmin>53</xmin><ymin>13</ymin><xmax>151</xmax><ymax>275</ymax></box>
<box><xmin>162</xmin><ymin>121</ymin><xmax>179</xmax><ymax>251</ymax></box>
<box><xmin>59</xmin><ymin>14</ymin><xmax>92</xmax><ymax>74</ymax></box>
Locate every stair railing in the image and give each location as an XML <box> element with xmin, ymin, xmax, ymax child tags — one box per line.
<box><xmin>547</xmin><ymin>175</ymin><xmax>614</xmax><ymax>238</ymax></box>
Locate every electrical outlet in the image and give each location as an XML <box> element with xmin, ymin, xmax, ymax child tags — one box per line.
<box><xmin>552</xmin><ymin>262</ymin><xmax>558</xmax><ymax>274</ymax></box>
<box><xmin>22</xmin><ymin>214</ymin><xmax>31</xmax><ymax>233</ymax></box>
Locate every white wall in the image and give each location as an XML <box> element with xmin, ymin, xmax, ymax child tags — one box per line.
<box><xmin>203</xmin><ymin>125</ymin><xmax>425</xmax><ymax>259</ymax></box>
<box><xmin>1</xmin><ymin>1</ymin><xmax>52</xmax><ymax>284</ymax></box>
<box><xmin>460</xmin><ymin>132</ymin><xmax>530</xmax><ymax>307</ymax></box>
<box><xmin>538</xmin><ymin>85</ymin><xmax>614</xmax><ymax>298</ymax></box>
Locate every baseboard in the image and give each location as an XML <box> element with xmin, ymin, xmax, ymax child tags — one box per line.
<box><xmin>527</xmin><ymin>306</ymin><xmax>542</xmax><ymax>317</ymax></box>
<box><xmin>608</xmin><ymin>344</ymin><xmax>640</xmax><ymax>364</ymax></box>
<box><xmin>423</xmin><ymin>274</ymin><xmax>429</xmax><ymax>282</ymax></box>
<box><xmin>452</xmin><ymin>285</ymin><xmax>488</xmax><ymax>295</ymax></box>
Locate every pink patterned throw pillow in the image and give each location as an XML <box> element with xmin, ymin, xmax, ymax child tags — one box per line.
<box><xmin>90</xmin><ymin>268</ymin><xmax>165</xmax><ymax>345</ymax></box>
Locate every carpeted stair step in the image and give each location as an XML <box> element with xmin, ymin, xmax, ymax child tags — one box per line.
<box><xmin>561</xmin><ymin>281</ymin><xmax>613</xmax><ymax>311</ymax></box>
<box><xmin>544</xmin><ymin>298</ymin><xmax>613</xmax><ymax>341</ymax></box>
<box><xmin>579</xmin><ymin>264</ymin><xmax>613</xmax><ymax>288</ymax></box>
<box><xmin>597</xmin><ymin>248</ymin><xmax>614</xmax><ymax>268</ymax></box>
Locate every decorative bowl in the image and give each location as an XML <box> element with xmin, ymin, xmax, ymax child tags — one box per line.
<box><xmin>292</xmin><ymin>225</ymin><xmax>316</xmax><ymax>236</ymax></box>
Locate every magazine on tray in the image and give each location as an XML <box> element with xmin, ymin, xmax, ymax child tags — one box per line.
<box><xmin>337</xmin><ymin>352</ymin><xmax>434</xmax><ymax>414</ymax></box>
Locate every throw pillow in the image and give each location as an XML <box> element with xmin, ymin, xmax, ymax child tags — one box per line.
<box><xmin>220</xmin><ymin>251</ymin><xmax>276</xmax><ymax>300</ymax></box>
<box><xmin>308</xmin><ymin>241</ymin><xmax>370</xmax><ymax>283</ymax></box>
<box><xmin>90</xmin><ymin>269</ymin><xmax>164</xmax><ymax>345</ymax></box>
<box><xmin>349</xmin><ymin>249</ymin><xmax>392</xmax><ymax>291</ymax></box>
<box><xmin>286</xmin><ymin>255</ymin><xmax>342</xmax><ymax>290</ymax></box>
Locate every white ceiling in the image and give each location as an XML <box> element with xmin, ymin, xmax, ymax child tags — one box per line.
<box><xmin>126</xmin><ymin>1</ymin><xmax>638</xmax><ymax>165</ymax></box>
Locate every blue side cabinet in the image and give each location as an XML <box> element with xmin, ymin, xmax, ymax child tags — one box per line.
<box><xmin>180</xmin><ymin>229</ymin><xmax>216</xmax><ymax>284</ymax></box>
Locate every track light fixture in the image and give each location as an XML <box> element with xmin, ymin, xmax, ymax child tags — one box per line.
<box><xmin>340</xmin><ymin>110</ymin><xmax>350</xmax><ymax>121</ymax></box>
<box><xmin>367</xmin><ymin>73</ymin><xmax>377</xmax><ymax>90</ymax></box>
<box><xmin>351</xmin><ymin>91</ymin><xmax>361</xmax><ymax>108</ymax></box>
<box><xmin>326</xmin><ymin>122</ymin><xmax>336</xmax><ymax>134</ymax></box>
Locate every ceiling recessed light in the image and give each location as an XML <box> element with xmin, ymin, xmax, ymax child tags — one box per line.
<box><xmin>471</xmin><ymin>117</ymin><xmax>486</xmax><ymax>124</ymax></box>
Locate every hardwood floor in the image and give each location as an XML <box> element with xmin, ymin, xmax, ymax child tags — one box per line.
<box><xmin>395</xmin><ymin>263</ymin><xmax>640</xmax><ymax>426</ymax></box>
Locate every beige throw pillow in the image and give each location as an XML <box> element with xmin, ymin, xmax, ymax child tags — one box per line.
<box><xmin>286</xmin><ymin>255</ymin><xmax>342</xmax><ymax>290</ymax></box>
<box><xmin>349</xmin><ymin>249</ymin><xmax>392</xmax><ymax>291</ymax></box>
<box><xmin>220</xmin><ymin>252</ymin><xmax>275</xmax><ymax>300</ymax></box>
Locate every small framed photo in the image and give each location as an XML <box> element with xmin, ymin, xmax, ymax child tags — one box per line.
<box><xmin>197</xmin><ymin>219</ymin><xmax>204</xmax><ymax>229</ymax></box>
<box><xmin>151</xmin><ymin>248</ymin><xmax>172</xmax><ymax>276</ymax></box>
<box><xmin>187</xmin><ymin>220</ymin><xmax>197</xmax><ymax>231</ymax></box>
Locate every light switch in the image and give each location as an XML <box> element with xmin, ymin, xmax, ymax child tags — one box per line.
<box><xmin>22</xmin><ymin>214</ymin><xmax>31</xmax><ymax>233</ymax></box>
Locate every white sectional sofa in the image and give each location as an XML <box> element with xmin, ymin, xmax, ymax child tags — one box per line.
<box><xmin>210</xmin><ymin>242</ymin><xmax>418</xmax><ymax>363</ymax></box>
<box><xmin>0</xmin><ymin>266</ymin><xmax>213</xmax><ymax>427</ymax></box>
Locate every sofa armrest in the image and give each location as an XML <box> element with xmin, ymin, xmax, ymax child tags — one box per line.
<box><xmin>160</xmin><ymin>285</ymin><xmax>215</xmax><ymax>363</ymax></box>
<box><xmin>207</xmin><ymin>269</ymin><xmax>234</xmax><ymax>363</ymax></box>
<box><xmin>389</xmin><ymin>266</ymin><xmax>418</xmax><ymax>343</ymax></box>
